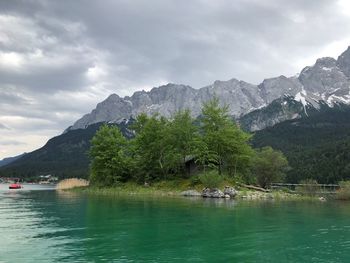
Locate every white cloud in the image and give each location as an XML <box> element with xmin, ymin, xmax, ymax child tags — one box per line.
<box><xmin>337</xmin><ymin>0</ymin><xmax>350</xmax><ymax>16</ymax></box>
<box><xmin>0</xmin><ymin>52</ymin><xmax>24</xmax><ymax>69</ymax></box>
<box><xmin>86</xmin><ymin>65</ymin><xmax>107</xmax><ymax>81</ymax></box>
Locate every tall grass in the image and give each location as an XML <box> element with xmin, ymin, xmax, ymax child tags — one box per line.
<box><xmin>56</xmin><ymin>178</ymin><xmax>89</xmax><ymax>190</ymax></box>
<box><xmin>296</xmin><ymin>179</ymin><xmax>319</xmax><ymax>196</ymax></box>
<box><xmin>336</xmin><ymin>181</ymin><xmax>350</xmax><ymax>200</ymax></box>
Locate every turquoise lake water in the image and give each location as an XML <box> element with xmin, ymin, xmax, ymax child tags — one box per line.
<box><xmin>1</xmin><ymin>186</ymin><xmax>350</xmax><ymax>262</ymax></box>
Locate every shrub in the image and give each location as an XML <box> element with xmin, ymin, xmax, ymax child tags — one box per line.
<box><xmin>189</xmin><ymin>175</ymin><xmax>201</xmax><ymax>187</ymax></box>
<box><xmin>234</xmin><ymin>171</ymin><xmax>256</xmax><ymax>185</ymax></box>
<box><xmin>336</xmin><ymin>181</ymin><xmax>350</xmax><ymax>200</ymax></box>
<box><xmin>251</xmin><ymin>147</ymin><xmax>289</xmax><ymax>189</ymax></box>
<box><xmin>199</xmin><ymin>170</ymin><xmax>223</xmax><ymax>188</ymax></box>
<box><xmin>296</xmin><ymin>179</ymin><xmax>319</xmax><ymax>196</ymax></box>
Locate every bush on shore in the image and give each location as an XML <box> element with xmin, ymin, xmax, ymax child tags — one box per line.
<box><xmin>250</xmin><ymin>147</ymin><xmax>289</xmax><ymax>189</ymax></box>
<box><xmin>199</xmin><ymin>170</ymin><xmax>223</xmax><ymax>188</ymax></box>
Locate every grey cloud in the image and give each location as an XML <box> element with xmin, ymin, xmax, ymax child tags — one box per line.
<box><xmin>0</xmin><ymin>89</ymin><xmax>29</xmax><ymax>105</ymax></box>
<box><xmin>41</xmin><ymin>0</ymin><xmax>349</xmax><ymax>84</ymax></box>
<box><xmin>0</xmin><ymin>140</ymin><xmax>26</xmax><ymax>146</ymax></box>
<box><xmin>0</xmin><ymin>64</ymin><xmax>90</xmax><ymax>93</ymax></box>
<box><xmin>2</xmin><ymin>0</ymin><xmax>350</xmax><ymax>90</ymax></box>
<box><xmin>0</xmin><ymin>123</ymin><xmax>9</xmax><ymax>130</ymax></box>
<box><xmin>0</xmin><ymin>0</ymin><xmax>350</xmax><ymax>158</ymax></box>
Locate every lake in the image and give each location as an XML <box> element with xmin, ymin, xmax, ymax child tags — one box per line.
<box><xmin>1</xmin><ymin>186</ymin><xmax>350</xmax><ymax>262</ymax></box>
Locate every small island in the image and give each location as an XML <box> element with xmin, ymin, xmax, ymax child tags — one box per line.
<box><xmin>58</xmin><ymin>98</ymin><xmax>349</xmax><ymax>202</ymax></box>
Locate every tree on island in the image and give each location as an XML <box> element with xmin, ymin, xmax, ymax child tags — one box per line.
<box><xmin>200</xmin><ymin>97</ymin><xmax>254</xmax><ymax>176</ymax></box>
<box><xmin>89</xmin><ymin>124</ymin><xmax>131</xmax><ymax>186</ymax></box>
<box><xmin>168</xmin><ymin>110</ymin><xmax>199</xmax><ymax>175</ymax></box>
<box><xmin>131</xmin><ymin>114</ymin><xmax>172</xmax><ymax>182</ymax></box>
<box><xmin>88</xmin><ymin>99</ymin><xmax>289</xmax><ymax>189</ymax></box>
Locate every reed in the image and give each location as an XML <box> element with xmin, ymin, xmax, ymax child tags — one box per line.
<box><xmin>56</xmin><ymin>178</ymin><xmax>89</xmax><ymax>190</ymax></box>
<box><xmin>336</xmin><ymin>181</ymin><xmax>350</xmax><ymax>200</ymax></box>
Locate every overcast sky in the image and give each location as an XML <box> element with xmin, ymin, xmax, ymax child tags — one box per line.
<box><xmin>1</xmin><ymin>0</ymin><xmax>350</xmax><ymax>159</ymax></box>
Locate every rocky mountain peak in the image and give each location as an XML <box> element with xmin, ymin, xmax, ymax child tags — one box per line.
<box><xmin>105</xmin><ymin>93</ymin><xmax>120</xmax><ymax>101</ymax></box>
<box><xmin>299</xmin><ymin>55</ymin><xmax>349</xmax><ymax>95</ymax></box>
<box><xmin>212</xmin><ymin>78</ymin><xmax>240</xmax><ymax>88</ymax></box>
<box><xmin>69</xmin><ymin>93</ymin><xmax>133</xmax><ymax>131</ymax></box>
<box><xmin>259</xmin><ymin>75</ymin><xmax>301</xmax><ymax>104</ymax></box>
<box><xmin>315</xmin><ymin>57</ymin><xmax>337</xmax><ymax>67</ymax></box>
<box><xmin>337</xmin><ymin>46</ymin><xmax>350</xmax><ymax>77</ymax></box>
<box><xmin>96</xmin><ymin>93</ymin><xmax>126</xmax><ymax>109</ymax></box>
<box><xmin>148</xmin><ymin>83</ymin><xmax>194</xmax><ymax>97</ymax></box>
<box><xmin>338</xmin><ymin>46</ymin><xmax>350</xmax><ymax>58</ymax></box>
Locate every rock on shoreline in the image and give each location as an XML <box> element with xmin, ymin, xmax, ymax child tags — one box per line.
<box><xmin>202</xmin><ymin>186</ymin><xmax>237</xmax><ymax>198</ymax></box>
<box><xmin>180</xmin><ymin>187</ymin><xmax>238</xmax><ymax>199</ymax></box>
<box><xmin>224</xmin><ymin>186</ymin><xmax>237</xmax><ymax>198</ymax></box>
<box><xmin>202</xmin><ymin>188</ymin><xmax>225</xmax><ymax>198</ymax></box>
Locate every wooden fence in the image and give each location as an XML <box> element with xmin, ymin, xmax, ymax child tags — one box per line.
<box><xmin>271</xmin><ymin>183</ymin><xmax>340</xmax><ymax>194</ymax></box>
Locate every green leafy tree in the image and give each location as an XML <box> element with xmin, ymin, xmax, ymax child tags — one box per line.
<box><xmin>131</xmin><ymin>114</ymin><xmax>172</xmax><ymax>181</ymax></box>
<box><xmin>193</xmin><ymin>138</ymin><xmax>218</xmax><ymax>172</ymax></box>
<box><xmin>200</xmin><ymin>97</ymin><xmax>254</xmax><ymax>175</ymax></box>
<box><xmin>89</xmin><ymin>125</ymin><xmax>131</xmax><ymax>186</ymax></box>
<box><xmin>168</xmin><ymin>110</ymin><xmax>199</xmax><ymax>174</ymax></box>
<box><xmin>251</xmin><ymin>146</ymin><xmax>289</xmax><ymax>188</ymax></box>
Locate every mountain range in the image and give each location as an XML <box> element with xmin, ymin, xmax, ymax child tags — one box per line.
<box><xmin>3</xmin><ymin>46</ymin><xmax>350</xmax><ymax>180</ymax></box>
<box><xmin>67</xmin><ymin>46</ymin><xmax>350</xmax><ymax>132</ymax></box>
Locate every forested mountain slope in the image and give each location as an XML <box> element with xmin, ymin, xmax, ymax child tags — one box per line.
<box><xmin>252</xmin><ymin>104</ymin><xmax>350</xmax><ymax>183</ymax></box>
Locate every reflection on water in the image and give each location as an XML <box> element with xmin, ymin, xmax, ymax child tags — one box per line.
<box><xmin>0</xmin><ymin>189</ymin><xmax>350</xmax><ymax>262</ymax></box>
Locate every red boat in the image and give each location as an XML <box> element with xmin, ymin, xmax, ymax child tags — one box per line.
<box><xmin>9</xmin><ymin>183</ymin><xmax>22</xmax><ymax>189</ymax></box>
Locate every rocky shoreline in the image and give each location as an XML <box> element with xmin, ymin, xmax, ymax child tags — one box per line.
<box><xmin>180</xmin><ymin>186</ymin><xmax>326</xmax><ymax>201</ymax></box>
<box><xmin>71</xmin><ymin>182</ymin><xmax>327</xmax><ymax>202</ymax></box>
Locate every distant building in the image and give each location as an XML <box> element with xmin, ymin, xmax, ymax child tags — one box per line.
<box><xmin>38</xmin><ymin>174</ymin><xmax>58</xmax><ymax>184</ymax></box>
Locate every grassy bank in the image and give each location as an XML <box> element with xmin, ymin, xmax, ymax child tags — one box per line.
<box><xmin>67</xmin><ymin>179</ymin><xmax>322</xmax><ymax>201</ymax></box>
<box><xmin>71</xmin><ymin>179</ymin><xmax>208</xmax><ymax>196</ymax></box>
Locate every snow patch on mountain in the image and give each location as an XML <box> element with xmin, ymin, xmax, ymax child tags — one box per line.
<box><xmin>322</xmin><ymin>66</ymin><xmax>333</xmax><ymax>71</ymax></box>
<box><xmin>294</xmin><ymin>87</ymin><xmax>308</xmax><ymax>115</ymax></box>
